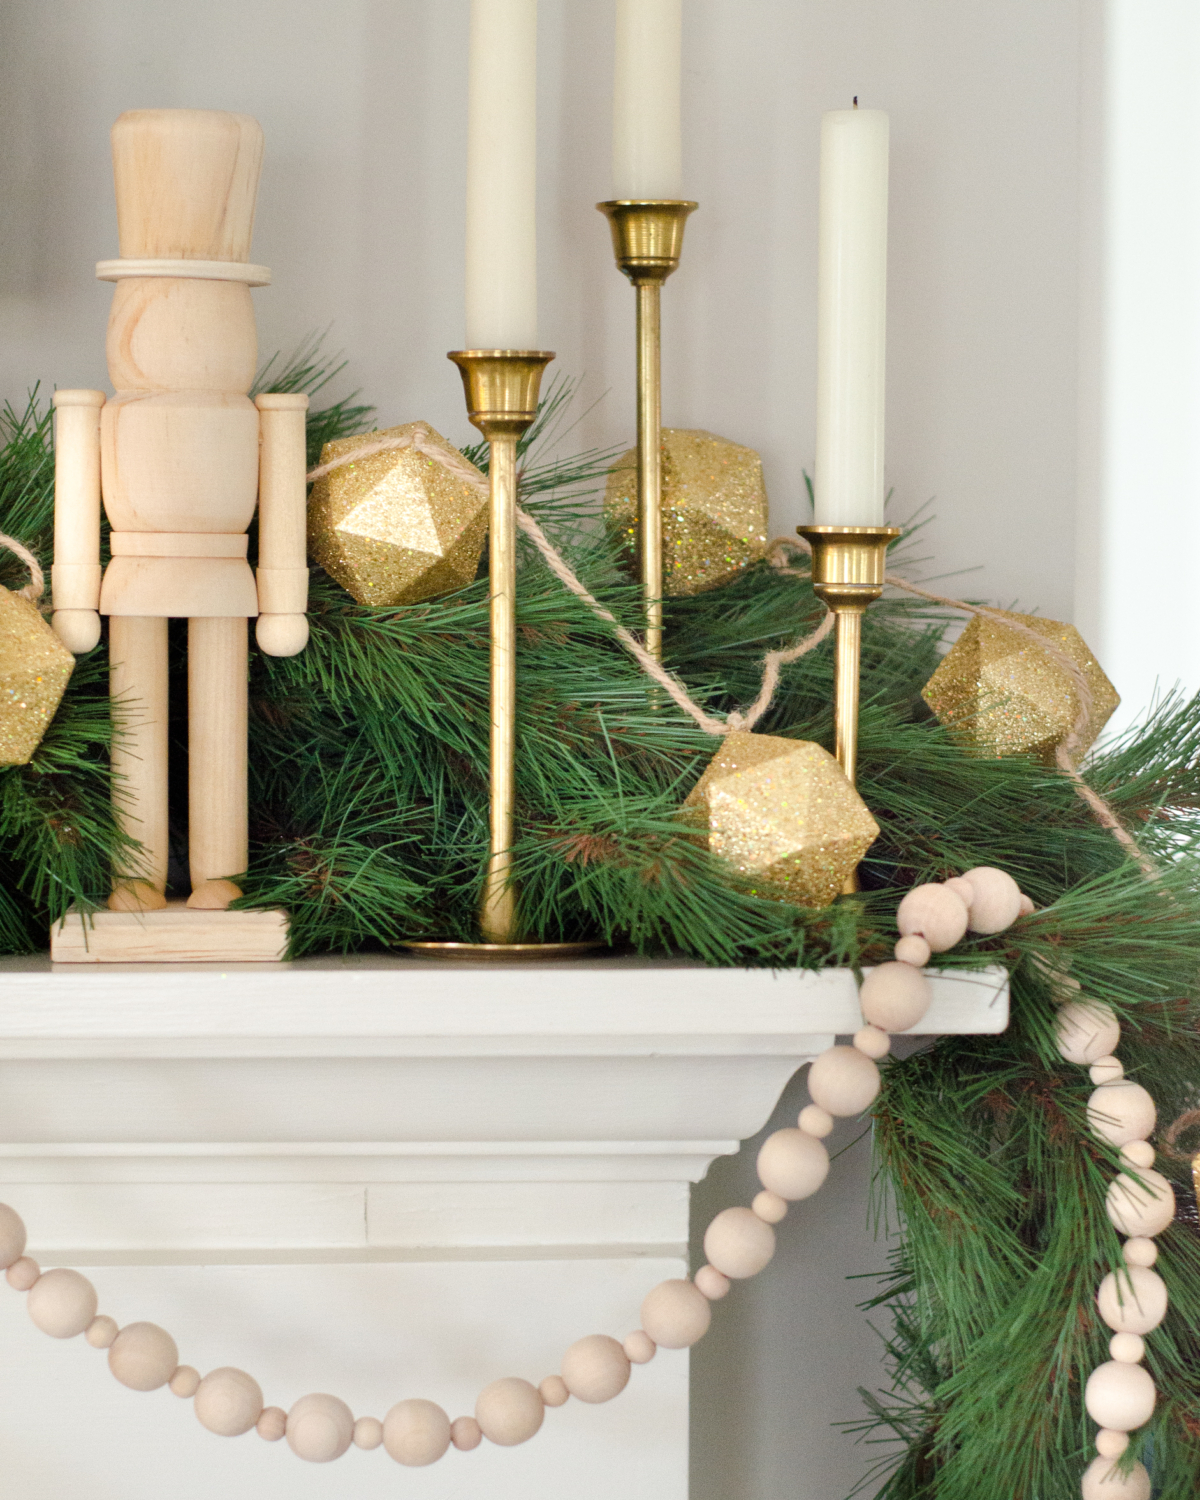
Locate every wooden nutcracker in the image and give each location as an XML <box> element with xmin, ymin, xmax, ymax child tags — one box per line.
<box><xmin>50</xmin><ymin>109</ymin><xmax>307</xmax><ymax>962</ymax></box>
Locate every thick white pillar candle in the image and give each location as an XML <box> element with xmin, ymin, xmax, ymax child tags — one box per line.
<box><xmin>613</xmin><ymin>0</ymin><xmax>683</xmax><ymax>199</ymax></box>
<box><xmin>814</xmin><ymin>108</ymin><xmax>889</xmax><ymax>525</ymax></box>
<box><xmin>465</xmin><ymin>0</ymin><xmax>538</xmax><ymax>348</ymax></box>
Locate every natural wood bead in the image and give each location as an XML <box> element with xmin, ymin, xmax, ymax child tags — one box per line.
<box><xmin>1090</xmin><ymin>1055</ymin><xmax>1124</xmax><ymax>1085</ymax></box>
<box><xmin>1110</xmin><ymin>1332</ymin><xmax>1145</xmax><ymax>1364</ymax></box>
<box><xmin>1106</xmin><ymin>1170</ymin><xmax>1175</xmax><ymax>1238</ymax></box>
<box><xmin>169</xmin><ymin>1365</ymin><xmax>200</xmax><ymax>1398</ymax></box>
<box><xmin>353</xmin><ymin>1416</ymin><xmax>383</xmax><ymax>1450</ymax></box>
<box><xmin>693</xmin><ymin>1266</ymin><xmax>731</xmax><ymax>1301</ymax></box>
<box><xmin>896</xmin><ymin>883</ymin><xmax>969</xmax><ymax>952</ymax></box>
<box><xmin>86</xmin><ymin>1315</ymin><xmax>119</xmax><ymax>1350</ymax></box>
<box><xmin>1121</xmin><ymin>1141</ymin><xmax>1155</xmax><ymax>1170</ymax></box>
<box><xmin>860</xmin><ymin>962</ymin><xmax>933</xmax><ymax>1032</ymax></box>
<box><xmin>194</xmin><ymin>1367</ymin><xmax>264</xmax><ymax>1436</ymax></box>
<box><xmin>451</xmin><ymin>1416</ymin><xmax>482</xmax><ymax>1450</ymax></box>
<box><xmin>808</xmin><ymin>1046</ymin><xmax>880</xmax><ymax>1116</ymax></box>
<box><xmin>943</xmin><ymin>875</ymin><xmax>975</xmax><ymax>903</ymax></box>
<box><xmin>623</xmin><ymin>1330</ymin><xmax>656</xmax><ymax>1363</ymax></box>
<box><xmin>1088</xmin><ymin>1082</ymin><xmax>1156</xmax><ymax>1147</ymax></box>
<box><xmin>6</xmin><ymin>1257</ymin><xmax>39</xmax><ymax>1291</ymax></box>
<box><xmin>640</xmin><ymin>1279</ymin><xmax>712</xmax><ymax>1349</ymax></box>
<box><xmin>892</xmin><ymin>934</ymin><xmax>931</xmax><ymax>968</ymax></box>
<box><xmin>757</xmin><ymin>1128</ymin><xmax>829</xmax><ymax>1200</ymax></box>
<box><xmin>1084</xmin><ymin>1360</ymin><xmax>1156</xmax><ymax>1431</ymax></box>
<box><xmin>382</xmin><ymin>1398</ymin><xmax>451</xmax><ymax>1466</ymax></box>
<box><xmin>853</xmin><ymin>1026</ymin><xmax>891</xmax><ymax>1059</ymax></box>
<box><xmin>1123</xmin><ymin>1237</ymin><xmax>1158</xmax><ymax>1268</ymax></box>
<box><xmin>108</xmin><ymin>1322</ymin><xmax>179</xmax><ymax>1391</ymax></box>
<box><xmin>256</xmin><ymin>1406</ymin><xmax>287</xmax><ymax>1442</ymax></box>
<box><xmin>0</xmin><ymin>1204</ymin><xmax>27</xmax><ymax>1269</ymax></box>
<box><xmin>561</xmin><ymin>1334</ymin><xmax>631</xmax><ymax>1404</ymax></box>
<box><xmin>539</xmin><ymin>1374</ymin><xmax>569</xmax><ymax>1406</ymax></box>
<box><xmin>704</xmin><ymin>1206</ymin><xmax>776</xmax><ymax>1279</ymax></box>
<box><xmin>1081</xmin><ymin>1455</ymin><xmax>1151</xmax><ymax>1500</ymax></box>
<box><xmin>1018</xmin><ymin>893</ymin><xmax>1036</xmax><ymax>916</ymax></box>
<box><xmin>474</xmin><ymin>1378</ymin><xmax>544</xmax><ymax>1447</ymax></box>
<box><xmin>797</xmin><ymin>1104</ymin><xmax>834</xmax><ymax>1138</ymax></box>
<box><xmin>287</xmin><ymin>1393</ymin><xmax>355</xmax><ymax>1463</ymax></box>
<box><xmin>752</xmin><ymin>1190</ymin><xmax>789</xmax><ymax>1224</ymax></box>
<box><xmin>27</xmin><ymin>1268</ymin><xmax>98</xmax><ymax>1338</ymax></box>
<box><xmin>1056</xmin><ymin>1001</ymin><xmax>1121</xmax><ymax>1065</ymax></box>
<box><xmin>960</xmin><ymin>866</ymin><xmax>1023</xmax><ymax>933</ymax></box>
<box><xmin>1095</xmin><ymin>1428</ymin><xmax>1129</xmax><ymax>1459</ymax></box>
<box><xmin>1097</xmin><ymin>1266</ymin><xmax>1168</xmax><ymax>1335</ymax></box>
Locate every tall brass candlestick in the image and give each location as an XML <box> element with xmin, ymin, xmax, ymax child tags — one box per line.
<box><xmin>597</xmin><ymin>199</ymin><xmax>697</xmax><ymax>662</ymax></box>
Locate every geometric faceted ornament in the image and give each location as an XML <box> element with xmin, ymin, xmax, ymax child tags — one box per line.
<box><xmin>0</xmin><ymin>587</ymin><xmax>75</xmax><ymax>766</ymax></box>
<box><xmin>307</xmin><ymin>422</ymin><xmax>487</xmax><ymax>607</ymax></box>
<box><xmin>682</xmin><ymin>731</ymin><xmax>879</xmax><ymax>908</ymax></box>
<box><xmin>922</xmin><ymin>609</ymin><xmax>1119</xmax><ymax>763</ymax></box>
<box><xmin>604</xmin><ymin>428</ymin><xmax>769</xmax><ymax>596</ymax></box>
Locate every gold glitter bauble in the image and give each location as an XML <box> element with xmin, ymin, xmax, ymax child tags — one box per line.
<box><xmin>308</xmin><ymin>422</ymin><xmax>487</xmax><ymax>606</ymax></box>
<box><xmin>0</xmin><ymin>588</ymin><xmax>75</xmax><ymax>765</ymax></box>
<box><xmin>682</xmin><ymin>731</ymin><xmax>879</xmax><ymax>907</ymax></box>
<box><xmin>603</xmin><ymin>428</ymin><xmax>769</xmax><ymax>596</ymax></box>
<box><xmin>922</xmin><ymin>610</ymin><xmax>1119</xmax><ymax>762</ymax></box>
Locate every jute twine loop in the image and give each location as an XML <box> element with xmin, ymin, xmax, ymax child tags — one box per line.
<box><xmin>0</xmin><ymin>532</ymin><xmax>46</xmax><ymax>603</ymax></box>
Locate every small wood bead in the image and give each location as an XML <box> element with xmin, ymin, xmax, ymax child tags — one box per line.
<box><xmin>1056</xmin><ymin>1000</ymin><xmax>1121</xmax><ymax>1065</ymax></box>
<box><xmin>1018</xmin><ymin>893</ymin><xmax>1036</xmax><ymax>916</ymax></box>
<box><xmin>475</xmin><ymin>1378</ymin><xmax>544</xmax><ymax>1447</ymax></box>
<box><xmin>539</xmin><ymin>1374</ymin><xmax>569</xmax><ymax>1406</ymax></box>
<box><xmin>86</xmin><ymin>1315</ymin><xmax>119</xmax><ymax>1350</ymax></box>
<box><xmin>1123</xmin><ymin>1237</ymin><xmax>1158</xmax><ymax>1269</ymax></box>
<box><xmin>6</xmin><ymin>1256</ymin><xmax>39</xmax><ymax>1291</ymax></box>
<box><xmin>451</xmin><ymin>1416</ymin><xmax>482</xmax><ymax>1450</ymax></box>
<box><xmin>1097</xmin><ymin>1266</ymin><xmax>1167</xmax><ymax>1334</ymax></box>
<box><xmin>1110</xmin><ymin>1332</ymin><xmax>1145</xmax><ymax>1363</ymax></box>
<box><xmin>382</xmin><ymin>1398</ymin><xmax>451</xmax><ymax>1466</ymax></box>
<box><xmin>797</xmin><ymin>1104</ymin><xmax>834</xmax><ymax>1138</ymax></box>
<box><xmin>1106</xmin><ymin>1169</ymin><xmax>1175</xmax><ymax>1238</ymax></box>
<box><xmin>892</xmin><ymin>935</ymin><xmax>931</xmax><ymax>968</ymax></box>
<box><xmin>623</xmin><ymin>1330</ymin><xmax>656</xmax><ymax>1363</ymax></box>
<box><xmin>640</xmin><ymin>1279</ymin><xmax>712</xmax><ymax>1348</ymax></box>
<box><xmin>1084</xmin><ymin>1360</ymin><xmax>1156</xmax><ymax>1431</ymax></box>
<box><xmin>860</xmin><ymin>962</ymin><xmax>933</xmax><ymax>1032</ymax></box>
<box><xmin>0</xmin><ymin>1204</ymin><xmax>27</xmax><ymax>1269</ymax></box>
<box><xmin>693</xmin><ymin>1265</ymin><xmax>731</xmax><ymax>1301</ymax></box>
<box><xmin>808</xmin><ymin>1046</ymin><xmax>880</xmax><ymax>1117</ymax></box>
<box><xmin>943</xmin><ymin>875</ymin><xmax>976</xmax><ymax>904</ymax></box>
<box><xmin>896</xmin><ymin>883</ymin><xmax>969</xmax><ymax>951</ymax></box>
<box><xmin>1095</xmin><ymin>1428</ymin><xmax>1129</xmax><ymax>1459</ymax></box>
<box><xmin>170</xmin><ymin>1365</ymin><xmax>200</xmax><ymax>1398</ymax></box>
<box><xmin>703</xmin><ymin>1206</ymin><xmax>776</xmax><ymax>1279</ymax></box>
<box><xmin>752</xmin><ymin>1190</ymin><xmax>789</xmax><ymax>1224</ymax></box>
<box><xmin>353</xmin><ymin>1416</ymin><xmax>383</xmax><ymax>1449</ymax></box>
<box><xmin>1090</xmin><ymin>1055</ymin><xmax>1124</xmax><ymax>1085</ymax></box>
<box><xmin>1121</xmin><ymin>1140</ymin><xmax>1155</xmax><ymax>1170</ymax></box>
<box><xmin>757</xmin><ymin>1128</ymin><xmax>829</xmax><ymax>1201</ymax></box>
<box><xmin>561</xmin><ymin>1334</ymin><xmax>631</xmax><ymax>1404</ymax></box>
<box><xmin>194</xmin><ymin>1367</ymin><xmax>264</xmax><ymax>1437</ymax></box>
<box><xmin>1081</xmin><ymin>1455</ymin><xmax>1151</xmax><ymax>1500</ymax></box>
<box><xmin>108</xmin><ymin>1322</ymin><xmax>179</xmax><ymax>1391</ymax></box>
<box><xmin>27</xmin><ymin>1267</ymin><xmax>98</xmax><ymax>1339</ymax></box>
<box><xmin>1087</xmin><ymin>1082</ymin><xmax>1156</xmax><ymax>1147</ymax></box>
<box><xmin>288</xmin><ymin>1393</ymin><xmax>355</xmax><ymax>1463</ymax></box>
<box><xmin>853</xmin><ymin>1026</ymin><xmax>891</xmax><ymax>1059</ymax></box>
<box><xmin>257</xmin><ymin>1406</ymin><xmax>287</xmax><ymax>1441</ymax></box>
<box><xmin>960</xmin><ymin>866</ymin><xmax>1023</xmax><ymax>933</ymax></box>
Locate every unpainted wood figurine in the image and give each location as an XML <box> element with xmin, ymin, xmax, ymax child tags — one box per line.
<box><xmin>52</xmin><ymin>109</ymin><xmax>309</xmax><ymax>919</ymax></box>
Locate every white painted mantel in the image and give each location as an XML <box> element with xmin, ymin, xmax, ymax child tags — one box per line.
<box><xmin>0</xmin><ymin>955</ymin><xmax>1007</xmax><ymax>1500</ymax></box>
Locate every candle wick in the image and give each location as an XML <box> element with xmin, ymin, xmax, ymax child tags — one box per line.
<box><xmin>853</xmin><ymin>96</ymin><xmax>858</xmax><ymax>108</ymax></box>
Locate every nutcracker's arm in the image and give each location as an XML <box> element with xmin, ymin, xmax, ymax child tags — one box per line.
<box><xmin>254</xmin><ymin>392</ymin><xmax>310</xmax><ymax>657</ymax></box>
<box><xmin>51</xmin><ymin>389</ymin><xmax>105</xmax><ymax>654</ymax></box>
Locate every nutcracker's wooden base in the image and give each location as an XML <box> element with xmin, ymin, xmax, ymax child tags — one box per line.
<box><xmin>50</xmin><ymin>901</ymin><xmax>288</xmax><ymax>963</ymax></box>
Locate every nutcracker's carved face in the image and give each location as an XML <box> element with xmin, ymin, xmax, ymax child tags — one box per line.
<box><xmin>106</xmin><ymin>279</ymin><xmax>257</xmax><ymax>395</ymax></box>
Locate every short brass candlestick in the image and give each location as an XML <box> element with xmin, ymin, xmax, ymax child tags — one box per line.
<box><xmin>597</xmin><ymin>199</ymin><xmax>697</xmax><ymax>662</ymax></box>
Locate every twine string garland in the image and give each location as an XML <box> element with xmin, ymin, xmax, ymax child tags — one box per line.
<box><xmin>0</xmin><ymin>532</ymin><xmax>46</xmax><ymax>603</ymax></box>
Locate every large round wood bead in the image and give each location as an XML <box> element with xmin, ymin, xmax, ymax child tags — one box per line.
<box><xmin>1084</xmin><ymin>1360</ymin><xmax>1156</xmax><ymax>1431</ymax></box>
<box><xmin>960</xmin><ymin>866</ymin><xmax>1022</xmax><ymax>933</ymax></box>
<box><xmin>26</xmin><ymin>1268</ymin><xmax>97</xmax><ymax>1339</ymax></box>
<box><xmin>808</xmin><ymin>1047</ymin><xmax>880</xmax><ymax>1116</ymax></box>
<box><xmin>896</xmin><ymin>883</ymin><xmax>969</xmax><ymax>951</ymax></box>
<box><xmin>1106</xmin><ymin>1170</ymin><xmax>1175</xmax><ymax>1238</ymax></box>
<box><xmin>475</xmin><ymin>1378</ymin><xmax>544</xmax><ymax>1446</ymax></box>
<box><xmin>0</xmin><ymin>1204</ymin><xmax>27</xmax><ymax>1269</ymax></box>
<box><xmin>257</xmin><ymin>1407</ymin><xmax>287</xmax><ymax>1442</ymax></box>
<box><xmin>108</xmin><ymin>1322</ymin><xmax>179</xmax><ymax>1391</ymax></box>
<box><xmin>382</xmin><ymin>1398</ymin><xmax>451</xmax><ymax>1466</ymax></box>
<box><xmin>561</xmin><ymin>1334</ymin><xmax>631</xmax><ymax>1404</ymax></box>
<box><xmin>640</xmin><ymin>1279</ymin><xmax>712</xmax><ymax>1349</ymax></box>
<box><xmin>1081</xmin><ymin>1456</ymin><xmax>1151</xmax><ymax>1500</ymax></box>
<box><xmin>1097</xmin><ymin>1266</ymin><xmax>1168</xmax><ymax>1335</ymax></box>
<box><xmin>287</xmin><ymin>1393</ymin><xmax>355</xmax><ymax>1463</ymax></box>
<box><xmin>756</xmin><ymin>1128</ymin><xmax>830</xmax><ymax>1201</ymax></box>
<box><xmin>194</xmin><ymin>1367</ymin><xmax>264</xmax><ymax>1436</ymax></box>
<box><xmin>860</xmin><ymin>962</ymin><xmax>933</xmax><ymax>1032</ymax></box>
<box><xmin>1055</xmin><ymin>1001</ymin><xmax>1120</xmax><ymax>1065</ymax></box>
<box><xmin>450</xmin><ymin>1416</ymin><xmax>482</xmax><ymax>1451</ymax></box>
<box><xmin>1087</xmin><ymin>1082</ymin><xmax>1156</xmax><ymax>1147</ymax></box>
<box><xmin>703</xmin><ymin>1206</ymin><xmax>776</xmax><ymax>1279</ymax></box>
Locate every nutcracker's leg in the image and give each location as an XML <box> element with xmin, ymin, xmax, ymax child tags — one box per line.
<box><xmin>108</xmin><ymin>616</ymin><xmax>170</xmax><ymax>911</ymax></box>
<box><xmin>186</xmin><ymin>617</ymin><xmax>248</xmax><ymax>909</ymax></box>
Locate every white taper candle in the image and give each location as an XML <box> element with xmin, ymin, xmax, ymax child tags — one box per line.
<box><xmin>613</xmin><ymin>0</ymin><xmax>683</xmax><ymax>199</ymax></box>
<box><xmin>814</xmin><ymin>107</ymin><xmax>890</xmax><ymax>525</ymax></box>
<box><xmin>465</xmin><ymin>0</ymin><xmax>538</xmax><ymax>348</ymax></box>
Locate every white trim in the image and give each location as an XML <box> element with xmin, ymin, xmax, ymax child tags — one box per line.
<box><xmin>95</xmin><ymin>257</ymin><xmax>272</xmax><ymax>286</ymax></box>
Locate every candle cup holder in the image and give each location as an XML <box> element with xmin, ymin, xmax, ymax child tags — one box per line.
<box><xmin>597</xmin><ymin>199</ymin><xmax>698</xmax><ymax>663</ymax></box>
<box><xmin>797</xmin><ymin>524</ymin><xmax>901</xmax><ymax>893</ymax></box>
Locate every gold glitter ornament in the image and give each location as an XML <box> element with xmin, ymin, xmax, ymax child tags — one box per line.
<box><xmin>0</xmin><ymin>588</ymin><xmax>75</xmax><ymax>765</ymax></box>
<box><xmin>308</xmin><ymin>422</ymin><xmax>488</xmax><ymax>607</ymax></box>
<box><xmin>604</xmin><ymin>429</ymin><xmax>768</xmax><ymax>596</ymax></box>
<box><xmin>922</xmin><ymin>610</ymin><xmax>1119</xmax><ymax>762</ymax></box>
<box><xmin>682</xmin><ymin>731</ymin><xmax>879</xmax><ymax>908</ymax></box>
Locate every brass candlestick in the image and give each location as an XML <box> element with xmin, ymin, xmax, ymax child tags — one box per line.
<box><xmin>597</xmin><ymin>199</ymin><xmax>697</xmax><ymax>662</ymax></box>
